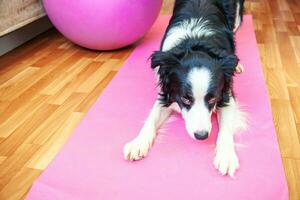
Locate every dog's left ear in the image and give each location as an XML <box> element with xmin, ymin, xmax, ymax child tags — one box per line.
<box><xmin>150</xmin><ymin>51</ymin><xmax>180</xmax><ymax>69</ymax></box>
<box><xmin>220</xmin><ymin>54</ymin><xmax>239</xmax><ymax>77</ymax></box>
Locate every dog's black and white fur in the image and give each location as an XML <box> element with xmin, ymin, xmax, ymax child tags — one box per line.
<box><xmin>124</xmin><ymin>0</ymin><xmax>246</xmax><ymax>177</ymax></box>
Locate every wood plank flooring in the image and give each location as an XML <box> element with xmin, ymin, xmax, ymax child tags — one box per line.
<box><xmin>0</xmin><ymin>0</ymin><xmax>299</xmax><ymax>199</ymax></box>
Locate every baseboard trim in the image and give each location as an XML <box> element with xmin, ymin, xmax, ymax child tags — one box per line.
<box><xmin>0</xmin><ymin>16</ymin><xmax>53</xmax><ymax>56</ymax></box>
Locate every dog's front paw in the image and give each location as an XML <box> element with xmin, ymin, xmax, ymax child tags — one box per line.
<box><xmin>123</xmin><ymin>136</ymin><xmax>153</xmax><ymax>161</ymax></box>
<box><xmin>213</xmin><ymin>146</ymin><xmax>239</xmax><ymax>177</ymax></box>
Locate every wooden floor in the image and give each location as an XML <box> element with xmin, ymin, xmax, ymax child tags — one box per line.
<box><xmin>0</xmin><ymin>0</ymin><xmax>299</xmax><ymax>199</ymax></box>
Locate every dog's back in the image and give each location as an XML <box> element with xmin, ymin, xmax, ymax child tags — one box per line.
<box><xmin>160</xmin><ymin>0</ymin><xmax>244</xmax><ymax>52</ymax></box>
<box><xmin>172</xmin><ymin>0</ymin><xmax>244</xmax><ymax>28</ymax></box>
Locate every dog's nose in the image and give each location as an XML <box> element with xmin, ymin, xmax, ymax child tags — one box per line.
<box><xmin>194</xmin><ymin>131</ymin><xmax>209</xmax><ymax>140</ymax></box>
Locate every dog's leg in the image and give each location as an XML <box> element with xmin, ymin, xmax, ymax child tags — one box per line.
<box><xmin>214</xmin><ymin>96</ymin><xmax>246</xmax><ymax>177</ymax></box>
<box><xmin>233</xmin><ymin>0</ymin><xmax>244</xmax><ymax>32</ymax></box>
<box><xmin>124</xmin><ymin>100</ymin><xmax>173</xmax><ymax>161</ymax></box>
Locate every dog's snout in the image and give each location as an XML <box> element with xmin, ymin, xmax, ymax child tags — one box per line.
<box><xmin>194</xmin><ymin>131</ymin><xmax>209</xmax><ymax>140</ymax></box>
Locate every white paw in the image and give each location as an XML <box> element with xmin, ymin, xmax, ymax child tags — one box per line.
<box><xmin>235</xmin><ymin>63</ymin><xmax>244</xmax><ymax>74</ymax></box>
<box><xmin>123</xmin><ymin>136</ymin><xmax>153</xmax><ymax>161</ymax></box>
<box><xmin>214</xmin><ymin>147</ymin><xmax>239</xmax><ymax>177</ymax></box>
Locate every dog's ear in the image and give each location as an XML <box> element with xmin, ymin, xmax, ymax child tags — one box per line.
<box><xmin>217</xmin><ymin>54</ymin><xmax>238</xmax><ymax>107</ymax></box>
<box><xmin>220</xmin><ymin>54</ymin><xmax>239</xmax><ymax>78</ymax></box>
<box><xmin>150</xmin><ymin>51</ymin><xmax>180</xmax><ymax>69</ymax></box>
<box><xmin>150</xmin><ymin>51</ymin><xmax>181</xmax><ymax>107</ymax></box>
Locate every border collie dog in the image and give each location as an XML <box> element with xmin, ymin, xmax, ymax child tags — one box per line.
<box><xmin>124</xmin><ymin>0</ymin><xmax>246</xmax><ymax>177</ymax></box>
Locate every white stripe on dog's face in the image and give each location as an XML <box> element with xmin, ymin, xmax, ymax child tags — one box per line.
<box><xmin>182</xmin><ymin>68</ymin><xmax>213</xmax><ymax>139</ymax></box>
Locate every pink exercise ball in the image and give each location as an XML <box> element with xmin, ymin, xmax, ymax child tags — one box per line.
<box><xmin>43</xmin><ymin>0</ymin><xmax>163</xmax><ymax>50</ymax></box>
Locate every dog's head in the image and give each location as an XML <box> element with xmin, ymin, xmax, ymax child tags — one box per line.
<box><xmin>151</xmin><ymin>42</ymin><xmax>238</xmax><ymax>140</ymax></box>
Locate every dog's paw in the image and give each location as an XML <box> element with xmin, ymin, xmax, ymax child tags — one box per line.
<box><xmin>123</xmin><ymin>136</ymin><xmax>153</xmax><ymax>161</ymax></box>
<box><xmin>213</xmin><ymin>147</ymin><xmax>239</xmax><ymax>177</ymax></box>
<box><xmin>235</xmin><ymin>63</ymin><xmax>244</xmax><ymax>74</ymax></box>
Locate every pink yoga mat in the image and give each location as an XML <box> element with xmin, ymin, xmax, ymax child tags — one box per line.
<box><xmin>25</xmin><ymin>16</ymin><xmax>288</xmax><ymax>200</ymax></box>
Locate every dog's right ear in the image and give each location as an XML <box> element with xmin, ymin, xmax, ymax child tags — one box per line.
<box><xmin>150</xmin><ymin>51</ymin><xmax>180</xmax><ymax>69</ymax></box>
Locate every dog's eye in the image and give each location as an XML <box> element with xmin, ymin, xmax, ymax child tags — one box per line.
<box><xmin>181</xmin><ymin>96</ymin><xmax>192</xmax><ymax>105</ymax></box>
<box><xmin>208</xmin><ymin>97</ymin><xmax>216</xmax><ymax>105</ymax></box>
